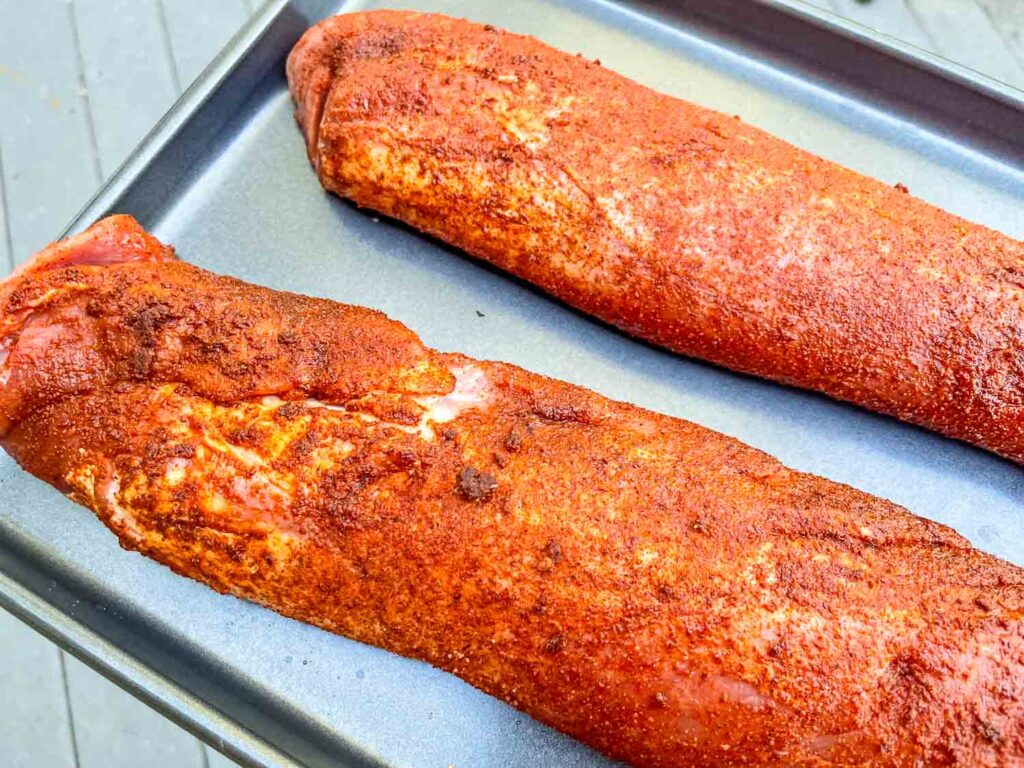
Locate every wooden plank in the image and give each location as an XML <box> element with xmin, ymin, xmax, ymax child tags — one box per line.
<box><xmin>975</xmin><ymin>0</ymin><xmax>1024</xmax><ymax>68</ymax></box>
<box><xmin>0</xmin><ymin>610</ymin><xmax>77</xmax><ymax>768</ymax></box>
<box><xmin>64</xmin><ymin>653</ymin><xmax>206</xmax><ymax>768</ymax></box>
<box><xmin>0</xmin><ymin>0</ymin><xmax>100</xmax><ymax>262</ymax></box>
<box><xmin>159</xmin><ymin>0</ymin><xmax>252</xmax><ymax>88</ymax></box>
<box><xmin>906</xmin><ymin>0</ymin><xmax>1024</xmax><ymax>87</ymax></box>
<box><xmin>70</xmin><ymin>0</ymin><xmax>180</xmax><ymax>177</ymax></box>
<box><xmin>832</xmin><ymin>0</ymin><xmax>935</xmax><ymax>50</ymax></box>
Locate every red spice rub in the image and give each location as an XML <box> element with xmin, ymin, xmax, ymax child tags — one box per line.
<box><xmin>288</xmin><ymin>9</ymin><xmax>1024</xmax><ymax>463</ymax></box>
<box><xmin>0</xmin><ymin>217</ymin><xmax>1021</xmax><ymax>767</ymax></box>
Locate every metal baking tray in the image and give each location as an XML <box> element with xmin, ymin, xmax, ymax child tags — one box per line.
<box><xmin>3</xmin><ymin>1</ymin><xmax>1024</xmax><ymax>766</ymax></box>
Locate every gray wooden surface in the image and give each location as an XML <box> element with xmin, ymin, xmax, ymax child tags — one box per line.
<box><xmin>1</xmin><ymin>4</ymin><xmax>258</xmax><ymax>765</ymax></box>
<box><xmin>1</xmin><ymin>0</ymin><xmax>1023</xmax><ymax>766</ymax></box>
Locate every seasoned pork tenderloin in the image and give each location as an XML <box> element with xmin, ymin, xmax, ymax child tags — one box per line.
<box><xmin>288</xmin><ymin>10</ymin><xmax>1024</xmax><ymax>463</ymax></box>
<box><xmin>1</xmin><ymin>217</ymin><xmax>1021</xmax><ymax>767</ymax></box>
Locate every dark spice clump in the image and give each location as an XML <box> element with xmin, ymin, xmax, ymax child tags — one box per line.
<box><xmin>532</xmin><ymin>403</ymin><xmax>589</xmax><ymax>424</ymax></box>
<box><xmin>544</xmin><ymin>538</ymin><xmax>562</xmax><ymax>564</ymax></box>
<box><xmin>457</xmin><ymin>466</ymin><xmax>498</xmax><ymax>501</ymax></box>
<box><xmin>544</xmin><ymin>633</ymin><xmax>565</xmax><ymax>654</ymax></box>
<box><xmin>276</xmin><ymin>401</ymin><xmax>304</xmax><ymax>420</ymax></box>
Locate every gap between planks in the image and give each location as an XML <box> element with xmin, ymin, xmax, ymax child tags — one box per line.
<box><xmin>0</xmin><ymin>147</ymin><xmax>14</xmax><ymax>271</ymax></box>
<box><xmin>67</xmin><ymin>0</ymin><xmax>104</xmax><ymax>184</ymax></box>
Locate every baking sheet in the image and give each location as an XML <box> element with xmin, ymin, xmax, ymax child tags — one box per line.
<box><xmin>3</xmin><ymin>1</ymin><xmax>1024</xmax><ymax>766</ymax></box>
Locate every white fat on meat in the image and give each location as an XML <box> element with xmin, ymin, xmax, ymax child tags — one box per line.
<box><xmin>300</xmin><ymin>364</ymin><xmax>491</xmax><ymax>439</ymax></box>
<box><xmin>412</xmin><ymin>364</ymin><xmax>490</xmax><ymax>437</ymax></box>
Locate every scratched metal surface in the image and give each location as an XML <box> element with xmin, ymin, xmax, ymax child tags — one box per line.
<box><xmin>2</xmin><ymin>1</ymin><xmax>1024</xmax><ymax>767</ymax></box>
